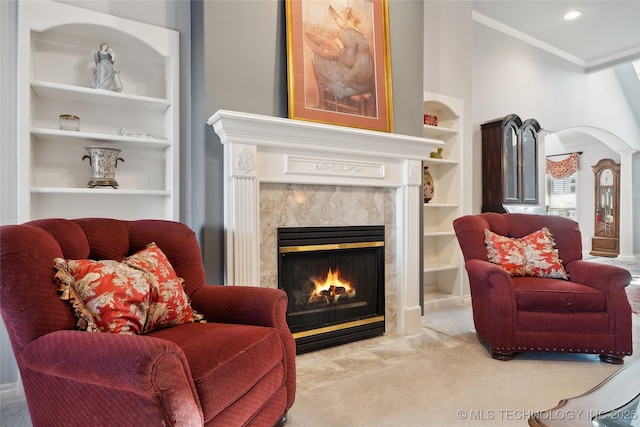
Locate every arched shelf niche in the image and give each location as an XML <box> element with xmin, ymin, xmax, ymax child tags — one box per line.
<box><xmin>32</xmin><ymin>23</ymin><xmax>169</xmax><ymax>99</ymax></box>
<box><xmin>18</xmin><ymin>0</ymin><xmax>180</xmax><ymax>222</ymax></box>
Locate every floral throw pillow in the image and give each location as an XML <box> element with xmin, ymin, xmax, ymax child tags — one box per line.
<box><xmin>124</xmin><ymin>243</ymin><xmax>195</xmax><ymax>333</ymax></box>
<box><xmin>54</xmin><ymin>258</ymin><xmax>150</xmax><ymax>334</ymax></box>
<box><xmin>483</xmin><ymin>230</ymin><xmax>528</xmax><ymax>276</ymax></box>
<box><xmin>484</xmin><ymin>227</ymin><xmax>568</xmax><ymax>279</ymax></box>
<box><xmin>54</xmin><ymin>243</ymin><xmax>199</xmax><ymax>335</ymax></box>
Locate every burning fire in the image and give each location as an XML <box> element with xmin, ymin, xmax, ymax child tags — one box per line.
<box><xmin>308</xmin><ymin>268</ymin><xmax>356</xmax><ymax>304</ymax></box>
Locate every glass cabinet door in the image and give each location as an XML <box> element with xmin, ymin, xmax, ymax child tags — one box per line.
<box><xmin>503</xmin><ymin>123</ymin><xmax>519</xmax><ymax>203</ymax></box>
<box><xmin>521</xmin><ymin>125</ymin><xmax>538</xmax><ymax>203</ymax></box>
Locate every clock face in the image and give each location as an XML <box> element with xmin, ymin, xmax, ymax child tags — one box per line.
<box><xmin>600</xmin><ymin>169</ymin><xmax>614</xmax><ymax>186</ymax></box>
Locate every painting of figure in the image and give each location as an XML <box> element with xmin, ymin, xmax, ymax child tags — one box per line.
<box><xmin>286</xmin><ymin>0</ymin><xmax>392</xmax><ymax>132</ymax></box>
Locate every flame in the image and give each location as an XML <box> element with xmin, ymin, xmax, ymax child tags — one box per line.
<box><xmin>313</xmin><ymin>268</ymin><xmax>351</xmax><ymax>292</ymax></box>
<box><xmin>309</xmin><ymin>268</ymin><xmax>356</xmax><ymax>304</ymax></box>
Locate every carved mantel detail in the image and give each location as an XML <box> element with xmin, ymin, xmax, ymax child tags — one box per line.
<box><xmin>234</xmin><ymin>147</ymin><xmax>255</xmax><ymax>175</ymax></box>
<box><xmin>314</xmin><ymin>162</ymin><xmax>364</xmax><ymax>173</ymax></box>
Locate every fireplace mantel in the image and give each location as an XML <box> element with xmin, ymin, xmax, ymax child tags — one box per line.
<box><xmin>207</xmin><ymin>110</ymin><xmax>442</xmax><ymax>334</ymax></box>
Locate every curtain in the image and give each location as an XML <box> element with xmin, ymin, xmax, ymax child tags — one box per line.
<box><xmin>545</xmin><ymin>152</ymin><xmax>580</xmax><ymax>179</ymax></box>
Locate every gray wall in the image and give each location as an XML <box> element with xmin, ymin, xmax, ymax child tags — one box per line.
<box><xmin>192</xmin><ymin>0</ymin><xmax>426</xmax><ymax>283</ymax></box>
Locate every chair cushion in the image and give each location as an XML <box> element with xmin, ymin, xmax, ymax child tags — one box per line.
<box><xmin>485</xmin><ymin>227</ymin><xmax>568</xmax><ymax>279</ymax></box>
<box><xmin>148</xmin><ymin>322</ymin><xmax>285</xmax><ymax>423</ymax></box>
<box><xmin>513</xmin><ymin>277</ymin><xmax>606</xmax><ymax>313</ymax></box>
<box><xmin>53</xmin><ymin>243</ymin><xmax>196</xmax><ymax>334</ymax></box>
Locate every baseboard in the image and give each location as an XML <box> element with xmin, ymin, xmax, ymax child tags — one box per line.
<box><xmin>0</xmin><ymin>381</ymin><xmax>24</xmax><ymax>400</ymax></box>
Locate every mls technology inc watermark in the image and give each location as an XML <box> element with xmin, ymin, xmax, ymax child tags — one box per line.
<box><xmin>456</xmin><ymin>408</ymin><xmax>638</xmax><ymax>422</ymax></box>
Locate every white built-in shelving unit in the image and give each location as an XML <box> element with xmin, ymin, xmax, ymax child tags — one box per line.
<box><xmin>17</xmin><ymin>0</ymin><xmax>179</xmax><ymax>222</ymax></box>
<box><xmin>422</xmin><ymin>92</ymin><xmax>468</xmax><ymax>310</ymax></box>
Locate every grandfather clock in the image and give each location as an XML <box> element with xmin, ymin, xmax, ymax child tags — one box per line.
<box><xmin>591</xmin><ymin>158</ymin><xmax>620</xmax><ymax>257</ymax></box>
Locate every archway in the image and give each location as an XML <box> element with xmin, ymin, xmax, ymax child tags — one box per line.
<box><xmin>546</xmin><ymin>127</ymin><xmax>637</xmax><ymax>260</ymax></box>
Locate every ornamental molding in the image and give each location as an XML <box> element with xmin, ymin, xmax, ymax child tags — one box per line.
<box><xmin>286</xmin><ymin>155</ymin><xmax>385</xmax><ymax>179</ymax></box>
<box><xmin>408</xmin><ymin>160</ymin><xmax>422</xmax><ymax>185</ymax></box>
<box><xmin>232</xmin><ymin>146</ymin><xmax>256</xmax><ymax>177</ymax></box>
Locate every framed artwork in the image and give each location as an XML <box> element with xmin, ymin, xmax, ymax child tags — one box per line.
<box><xmin>285</xmin><ymin>0</ymin><xmax>393</xmax><ymax>132</ymax></box>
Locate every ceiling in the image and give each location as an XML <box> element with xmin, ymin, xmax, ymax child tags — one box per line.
<box><xmin>473</xmin><ymin>1</ymin><xmax>640</xmax><ymax>72</ymax></box>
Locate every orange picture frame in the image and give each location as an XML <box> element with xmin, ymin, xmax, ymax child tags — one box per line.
<box><xmin>285</xmin><ymin>0</ymin><xmax>393</xmax><ymax>132</ymax></box>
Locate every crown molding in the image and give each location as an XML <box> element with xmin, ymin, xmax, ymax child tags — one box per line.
<box><xmin>473</xmin><ymin>11</ymin><xmax>640</xmax><ymax>72</ymax></box>
<box><xmin>472</xmin><ymin>11</ymin><xmax>587</xmax><ymax>68</ymax></box>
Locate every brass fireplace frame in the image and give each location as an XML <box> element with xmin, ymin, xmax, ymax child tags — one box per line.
<box><xmin>277</xmin><ymin>225</ymin><xmax>386</xmax><ymax>353</ymax></box>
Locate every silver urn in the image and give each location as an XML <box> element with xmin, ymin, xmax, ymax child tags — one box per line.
<box><xmin>82</xmin><ymin>146</ymin><xmax>124</xmax><ymax>188</ymax></box>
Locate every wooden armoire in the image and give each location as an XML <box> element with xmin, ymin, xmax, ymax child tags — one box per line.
<box><xmin>480</xmin><ymin>114</ymin><xmax>542</xmax><ymax>213</ymax></box>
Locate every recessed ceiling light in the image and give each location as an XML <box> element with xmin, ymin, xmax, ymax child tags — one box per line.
<box><xmin>563</xmin><ymin>10</ymin><xmax>582</xmax><ymax>20</ymax></box>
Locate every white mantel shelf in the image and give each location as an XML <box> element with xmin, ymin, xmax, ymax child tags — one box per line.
<box><xmin>207</xmin><ymin>110</ymin><xmax>442</xmax><ymax>335</ymax></box>
<box><xmin>209</xmin><ymin>110</ymin><xmax>439</xmax><ymax>161</ymax></box>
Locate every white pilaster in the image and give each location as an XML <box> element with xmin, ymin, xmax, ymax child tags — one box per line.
<box><xmin>223</xmin><ymin>142</ymin><xmax>260</xmax><ymax>286</ymax></box>
<box><xmin>397</xmin><ymin>159</ymin><xmax>424</xmax><ymax>334</ymax></box>
<box><xmin>617</xmin><ymin>150</ymin><xmax>637</xmax><ymax>261</ymax></box>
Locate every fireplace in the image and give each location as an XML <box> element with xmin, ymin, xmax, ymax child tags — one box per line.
<box><xmin>278</xmin><ymin>226</ymin><xmax>385</xmax><ymax>353</ymax></box>
<box><xmin>207</xmin><ymin>110</ymin><xmax>441</xmax><ymax>336</ymax></box>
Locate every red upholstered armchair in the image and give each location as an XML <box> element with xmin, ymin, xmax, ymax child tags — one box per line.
<box><xmin>453</xmin><ymin>213</ymin><xmax>633</xmax><ymax>364</ymax></box>
<box><xmin>0</xmin><ymin>218</ymin><xmax>296</xmax><ymax>426</ymax></box>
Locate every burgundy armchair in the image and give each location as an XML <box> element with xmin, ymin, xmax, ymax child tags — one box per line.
<box><xmin>0</xmin><ymin>218</ymin><xmax>296</xmax><ymax>426</ymax></box>
<box><xmin>453</xmin><ymin>213</ymin><xmax>633</xmax><ymax>363</ymax></box>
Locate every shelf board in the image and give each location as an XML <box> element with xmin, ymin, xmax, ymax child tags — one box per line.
<box><xmin>423</xmin><ymin>157</ymin><xmax>458</xmax><ymax>166</ymax></box>
<box><xmin>423</xmin><ymin>293</ymin><xmax>468</xmax><ymax>311</ymax></box>
<box><xmin>423</xmin><ymin>124</ymin><xmax>458</xmax><ymax>138</ymax></box>
<box><xmin>423</xmin><ymin>263</ymin><xmax>458</xmax><ymax>273</ymax></box>
<box><xmin>31</xmin><ymin>187</ymin><xmax>170</xmax><ymax>196</ymax></box>
<box><xmin>423</xmin><ymin>291</ymin><xmax>459</xmax><ymax>303</ymax></box>
<box><xmin>31</xmin><ymin>128</ymin><xmax>170</xmax><ymax>148</ymax></box>
<box><xmin>423</xmin><ymin>202</ymin><xmax>458</xmax><ymax>208</ymax></box>
<box><xmin>31</xmin><ymin>80</ymin><xmax>170</xmax><ymax>112</ymax></box>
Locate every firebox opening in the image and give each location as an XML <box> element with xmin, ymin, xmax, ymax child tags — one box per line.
<box><xmin>278</xmin><ymin>226</ymin><xmax>385</xmax><ymax>353</ymax></box>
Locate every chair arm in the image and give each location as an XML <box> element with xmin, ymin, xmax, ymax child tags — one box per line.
<box><xmin>464</xmin><ymin>259</ymin><xmax>517</xmax><ymax>348</ymax></box>
<box><xmin>190</xmin><ymin>284</ymin><xmax>288</xmax><ymax>329</ymax></box>
<box><xmin>190</xmin><ymin>284</ymin><xmax>297</xmax><ymax>410</ymax></box>
<box><xmin>22</xmin><ymin>330</ymin><xmax>204</xmax><ymax>425</ymax></box>
<box><xmin>465</xmin><ymin>259</ymin><xmax>515</xmax><ymax>295</ymax></box>
<box><xmin>565</xmin><ymin>260</ymin><xmax>631</xmax><ymax>292</ymax></box>
<box><xmin>23</xmin><ymin>330</ymin><xmax>198</xmax><ymax>396</ymax></box>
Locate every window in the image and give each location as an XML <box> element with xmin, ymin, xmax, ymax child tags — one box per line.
<box><xmin>545</xmin><ymin>173</ymin><xmax>577</xmax><ymax>218</ymax></box>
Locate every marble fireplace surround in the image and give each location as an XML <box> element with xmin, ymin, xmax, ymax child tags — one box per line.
<box><xmin>207</xmin><ymin>110</ymin><xmax>441</xmax><ymax>335</ymax></box>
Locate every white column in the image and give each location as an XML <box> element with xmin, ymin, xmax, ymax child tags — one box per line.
<box><xmin>617</xmin><ymin>150</ymin><xmax>637</xmax><ymax>261</ymax></box>
<box><xmin>396</xmin><ymin>159</ymin><xmax>423</xmax><ymax>335</ymax></box>
<box><xmin>224</xmin><ymin>142</ymin><xmax>260</xmax><ymax>286</ymax></box>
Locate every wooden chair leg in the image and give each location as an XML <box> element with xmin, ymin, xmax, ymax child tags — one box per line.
<box><xmin>599</xmin><ymin>354</ymin><xmax>624</xmax><ymax>364</ymax></box>
<box><xmin>491</xmin><ymin>350</ymin><xmax>516</xmax><ymax>361</ymax></box>
<box><xmin>275</xmin><ymin>414</ymin><xmax>288</xmax><ymax>426</ymax></box>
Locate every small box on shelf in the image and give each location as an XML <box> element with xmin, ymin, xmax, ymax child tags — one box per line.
<box><xmin>423</xmin><ymin>114</ymin><xmax>438</xmax><ymax>126</ymax></box>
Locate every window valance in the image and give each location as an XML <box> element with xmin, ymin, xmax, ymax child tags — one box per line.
<box><xmin>545</xmin><ymin>152</ymin><xmax>580</xmax><ymax>179</ymax></box>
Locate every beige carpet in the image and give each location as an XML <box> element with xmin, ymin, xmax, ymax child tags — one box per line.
<box><xmin>287</xmin><ymin>304</ymin><xmax>640</xmax><ymax>427</ymax></box>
